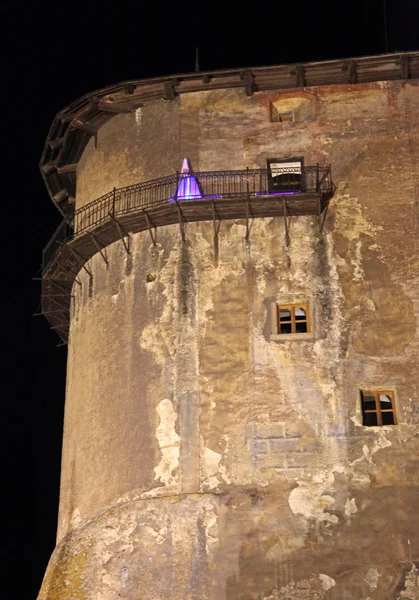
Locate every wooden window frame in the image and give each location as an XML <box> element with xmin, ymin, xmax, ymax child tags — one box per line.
<box><xmin>270</xmin><ymin>300</ymin><xmax>315</xmax><ymax>341</ymax></box>
<box><xmin>278</xmin><ymin>303</ymin><xmax>310</xmax><ymax>334</ymax></box>
<box><xmin>361</xmin><ymin>389</ymin><xmax>397</xmax><ymax>426</ymax></box>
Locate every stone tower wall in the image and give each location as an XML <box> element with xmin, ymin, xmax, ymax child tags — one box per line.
<box><xmin>38</xmin><ymin>81</ymin><xmax>419</xmax><ymax>599</ymax></box>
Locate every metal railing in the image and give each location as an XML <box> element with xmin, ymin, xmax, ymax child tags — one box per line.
<box><xmin>42</xmin><ymin>219</ymin><xmax>73</xmax><ymax>273</ymax></box>
<box><xmin>42</xmin><ymin>166</ymin><xmax>332</xmax><ymax>273</ymax></box>
<box><xmin>73</xmin><ymin>166</ymin><xmax>332</xmax><ymax>235</ymax></box>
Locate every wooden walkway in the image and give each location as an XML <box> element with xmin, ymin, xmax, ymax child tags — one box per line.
<box><xmin>41</xmin><ymin>191</ymin><xmax>328</xmax><ymax>343</ymax></box>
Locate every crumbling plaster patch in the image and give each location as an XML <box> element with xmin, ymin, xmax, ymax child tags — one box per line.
<box><xmin>398</xmin><ymin>564</ymin><xmax>419</xmax><ymax>600</ymax></box>
<box><xmin>332</xmin><ymin>191</ymin><xmax>415</xmax><ymax>355</ymax></box>
<box><xmin>153</xmin><ymin>399</ymin><xmax>180</xmax><ymax>487</ymax></box>
<box><xmin>364</xmin><ymin>567</ymin><xmax>380</xmax><ymax>590</ymax></box>
<box><xmin>288</xmin><ymin>470</ymin><xmax>340</xmax><ymax>525</ymax></box>
<box><xmin>263</xmin><ymin>573</ymin><xmax>336</xmax><ymax>599</ymax></box>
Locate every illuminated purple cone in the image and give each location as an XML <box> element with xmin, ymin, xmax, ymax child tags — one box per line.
<box><xmin>172</xmin><ymin>158</ymin><xmax>202</xmax><ymax>200</ymax></box>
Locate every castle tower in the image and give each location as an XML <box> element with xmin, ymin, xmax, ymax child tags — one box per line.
<box><xmin>38</xmin><ymin>53</ymin><xmax>419</xmax><ymax>599</ymax></box>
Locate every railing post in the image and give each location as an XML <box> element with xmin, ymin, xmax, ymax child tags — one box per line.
<box><xmin>112</xmin><ymin>187</ymin><xmax>116</xmax><ymax>217</ymax></box>
<box><xmin>174</xmin><ymin>171</ymin><xmax>179</xmax><ymax>202</ymax></box>
<box><xmin>316</xmin><ymin>163</ymin><xmax>320</xmax><ymax>192</ymax></box>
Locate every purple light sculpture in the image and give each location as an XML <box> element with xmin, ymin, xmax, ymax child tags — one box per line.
<box><xmin>171</xmin><ymin>158</ymin><xmax>203</xmax><ymax>201</ymax></box>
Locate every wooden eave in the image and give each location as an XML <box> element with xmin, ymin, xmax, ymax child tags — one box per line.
<box><xmin>40</xmin><ymin>51</ymin><xmax>419</xmax><ymax>218</ymax></box>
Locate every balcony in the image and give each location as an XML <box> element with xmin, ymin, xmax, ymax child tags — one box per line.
<box><xmin>40</xmin><ymin>166</ymin><xmax>334</xmax><ymax>342</ymax></box>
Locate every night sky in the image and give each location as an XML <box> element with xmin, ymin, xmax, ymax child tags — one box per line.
<box><xmin>1</xmin><ymin>1</ymin><xmax>417</xmax><ymax>597</ymax></box>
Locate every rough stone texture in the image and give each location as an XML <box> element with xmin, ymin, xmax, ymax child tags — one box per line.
<box><xmin>38</xmin><ymin>80</ymin><xmax>419</xmax><ymax>599</ymax></box>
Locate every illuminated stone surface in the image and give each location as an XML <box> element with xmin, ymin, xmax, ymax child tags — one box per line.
<box><xmin>38</xmin><ymin>73</ymin><xmax>419</xmax><ymax>599</ymax></box>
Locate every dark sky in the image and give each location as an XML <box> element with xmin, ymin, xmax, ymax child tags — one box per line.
<box><xmin>1</xmin><ymin>1</ymin><xmax>417</xmax><ymax>598</ymax></box>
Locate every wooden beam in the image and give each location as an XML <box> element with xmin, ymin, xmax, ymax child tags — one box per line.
<box><xmin>245</xmin><ymin>199</ymin><xmax>251</xmax><ymax>240</ymax></box>
<box><xmin>320</xmin><ymin>202</ymin><xmax>329</xmax><ymax>232</ymax></box>
<box><xmin>282</xmin><ymin>197</ymin><xmax>290</xmax><ymax>246</ymax></box>
<box><xmin>124</xmin><ymin>84</ymin><xmax>136</xmax><ymax>94</ymax></box>
<box><xmin>295</xmin><ymin>65</ymin><xmax>305</xmax><ymax>87</ymax></box>
<box><xmin>53</xmin><ymin>189</ymin><xmax>69</xmax><ymax>204</ymax></box>
<box><xmin>58</xmin><ymin>242</ymin><xmax>92</xmax><ymax>276</ymax></box>
<box><xmin>72</xmin><ymin>119</ymin><xmax>99</xmax><ymax>136</ymax></box>
<box><xmin>60</xmin><ymin>112</ymin><xmax>75</xmax><ymax>123</ymax></box>
<box><xmin>44</xmin><ymin>296</ymin><xmax>69</xmax><ymax>311</ymax></box>
<box><xmin>88</xmin><ymin>232</ymin><xmax>109</xmax><ymax>266</ymax></box>
<box><xmin>41</xmin><ymin>293</ymin><xmax>74</xmax><ymax>298</ymax></box>
<box><xmin>50</xmin><ymin>324</ymin><xmax>69</xmax><ymax>331</ymax></box>
<box><xmin>144</xmin><ymin>211</ymin><xmax>157</xmax><ymax>246</ymax></box>
<box><xmin>34</xmin><ymin>308</ymin><xmax>67</xmax><ymax>317</ymax></box>
<box><xmin>98</xmin><ymin>100</ymin><xmax>133</xmax><ymax>114</ymax></box>
<box><xmin>41</xmin><ymin>160</ymin><xmax>58</xmax><ymax>175</ymax></box>
<box><xmin>212</xmin><ymin>201</ymin><xmax>221</xmax><ymax>237</ymax></box>
<box><xmin>164</xmin><ymin>81</ymin><xmax>177</xmax><ymax>101</ymax></box>
<box><xmin>88</xmin><ymin>95</ymin><xmax>100</xmax><ymax>106</ymax></box>
<box><xmin>175</xmin><ymin>201</ymin><xmax>186</xmax><ymax>242</ymax></box>
<box><xmin>57</xmin><ymin>163</ymin><xmax>78</xmax><ymax>174</ymax></box>
<box><xmin>48</xmin><ymin>137</ymin><xmax>64</xmax><ymax>150</ymax></box>
<box><xmin>243</xmin><ymin>70</ymin><xmax>256</xmax><ymax>96</ymax></box>
<box><xmin>347</xmin><ymin>60</ymin><xmax>357</xmax><ymax>84</ymax></box>
<box><xmin>109</xmin><ymin>215</ymin><xmax>130</xmax><ymax>255</ymax></box>
<box><xmin>400</xmin><ymin>55</ymin><xmax>409</xmax><ymax>80</ymax></box>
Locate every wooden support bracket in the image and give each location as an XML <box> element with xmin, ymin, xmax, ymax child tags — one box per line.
<box><xmin>212</xmin><ymin>201</ymin><xmax>221</xmax><ymax>237</ymax></box>
<box><xmin>245</xmin><ymin>198</ymin><xmax>253</xmax><ymax>240</ymax></box>
<box><xmin>282</xmin><ymin>197</ymin><xmax>290</xmax><ymax>246</ymax></box>
<box><xmin>35</xmin><ymin>277</ymin><xmax>70</xmax><ymax>289</ymax></box>
<box><xmin>62</xmin><ymin>244</ymin><xmax>92</xmax><ymax>276</ymax></box>
<box><xmin>320</xmin><ymin>203</ymin><xmax>329</xmax><ymax>233</ymax></box>
<box><xmin>89</xmin><ymin>232</ymin><xmax>109</xmax><ymax>266</ymax></box>
<box><xmin>41</xmin><ymin>293</ymin><xmax>74</xmax><ymax>298</ymax></box>
<box><xmin>51</xmin><ymin>324</ymin><xmax>69</xmax><ymax>332</ymax></box>
<box><xmin>144</xmin><ymin>211</ymin><xmax>157</xmax><ymax>246</ymax></box>
<box><xmin>72</xmin><ymin>119</ymin><xmax>99</xmax><ymax>148</ymax></box>
<box><xmin>175</xmin><ymin>201</ymin><xmax>186</xmax><ymax>242</ymax></box>
<box><xmin>109</xmin><ymin>215</ymin><xmax>130</xmax><ymax>255</ymax></box>
<box><xmin>45</xmin><ymin>295</ymin><xmax>70</xmax><ymax>310</ymax></box>
<box><xmin>34</xmin><ymin>308</ymin><xmax>67</xmax><ymax>318</ymax></box>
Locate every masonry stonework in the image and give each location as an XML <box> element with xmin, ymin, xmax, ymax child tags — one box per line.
<box><xmin>38</xmin><ymin>68</ymin><xmax>419</xmax><ymax>599</ymax></box>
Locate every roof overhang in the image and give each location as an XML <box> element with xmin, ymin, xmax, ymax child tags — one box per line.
<box><xmin>40</xmin><ymin>51</ymin><xmax>419</xmax><ymax>218</ymax></box>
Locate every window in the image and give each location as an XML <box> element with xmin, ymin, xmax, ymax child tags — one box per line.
<box><xmin>270</xmin><ymin>301</ymin><xmax>314</xmax><ymax>340</ymax></box>
<box><xmin>278</xmin><ymin>304</ymin><xmax>309</xmax><ymax>334</ymax></box>
<box><xmin>361</xmin><ymin>390</ymin><xmax>397</xmax><ymax>426</ymax></box>
<box><xmin>267</xmin><ymin>157</ymin><xmax>303</xmax><ymax>192</ymax></box>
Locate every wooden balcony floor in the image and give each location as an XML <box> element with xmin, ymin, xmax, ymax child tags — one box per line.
<box><xmin>42</xmin><ymin>192</ymin><xmax>326</xmax><ymax>342</ymax></box>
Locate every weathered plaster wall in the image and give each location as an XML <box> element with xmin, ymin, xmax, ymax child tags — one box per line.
<box><xmin>39</xmin><ymin>81</ymin><xmax>419</xmax><ymax>599</ymax></box>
